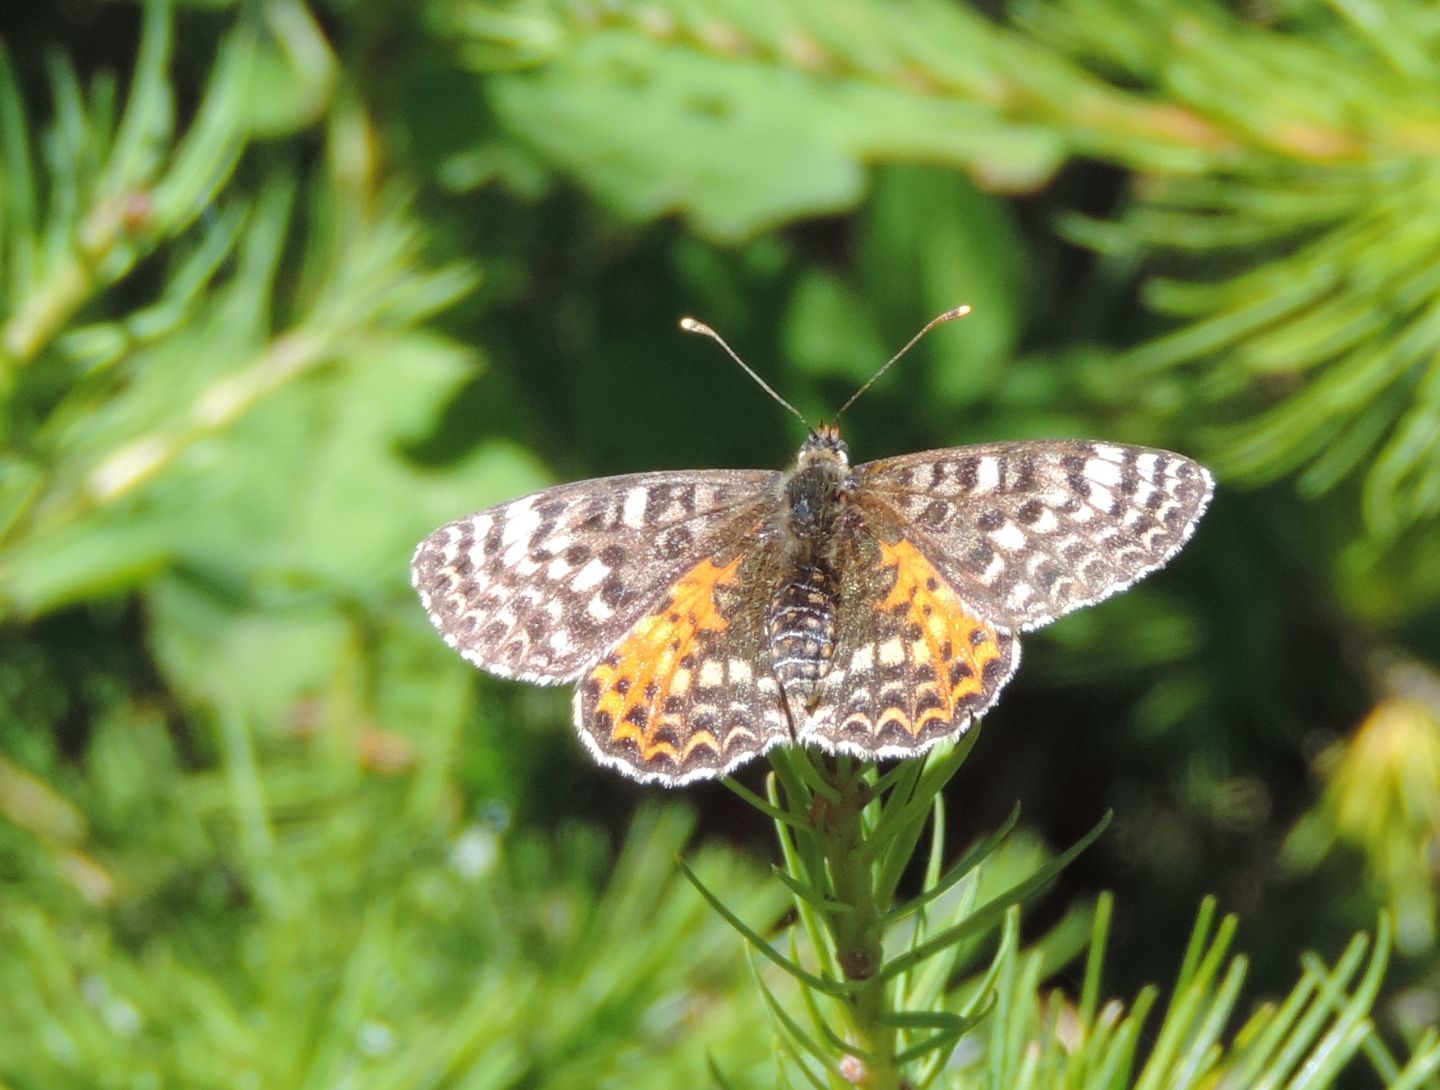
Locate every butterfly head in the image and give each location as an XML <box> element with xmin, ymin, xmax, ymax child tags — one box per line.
<box><xmin>799</xmin><ymin>422</ymin><xmax>849</xmax><ymax>467</ymax></box>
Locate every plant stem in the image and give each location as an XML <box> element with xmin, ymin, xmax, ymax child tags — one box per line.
<box><xmin>754</xmin><ymin>738</ymin><xmax>980</xmax><ymax>1086</ymax></box>
<box><xmin>820</xmin><ymin>757</ymin><xmax>902</xmax><ymax>1087</ymax></box>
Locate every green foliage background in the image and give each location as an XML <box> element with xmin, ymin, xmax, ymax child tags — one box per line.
<box><xmin>2</xmin><ymin>0</ymin><xmax>1439</xmax><ymax>1086</ymax></box>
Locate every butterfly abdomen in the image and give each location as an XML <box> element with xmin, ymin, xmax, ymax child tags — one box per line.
<box><xmin>768</xmin><ymin>563</ymin><xmax>839</xmax><ymax>705</ymax></box>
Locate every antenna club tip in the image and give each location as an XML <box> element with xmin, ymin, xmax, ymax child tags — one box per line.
<box><xmin>946</xmin><ymin>304</ymin><xmax>972</xmax><ymax>320</ymax></box>
<box><xmin>679</xmin><ymin>317</ymin><xmax>712</xmax><ymax>335</ymax></box>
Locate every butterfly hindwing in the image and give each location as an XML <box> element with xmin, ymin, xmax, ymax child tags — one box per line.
<box><xmin>574</xmin><ymin>537</ymin><xmax>794</xmax><ymax>784</ymax></box>
<box><xmin>799</xmin><ymin>500</ymin><xmax>1019</xmax><ymax>757</ymax></box>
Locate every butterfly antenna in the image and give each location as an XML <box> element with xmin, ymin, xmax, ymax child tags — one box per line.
<box><xmin>680</xmin><ymin>317</ymin><xmax>809</xmax><ymax>427</ymax></box>
<box><xmin>833</xmin><ymin>305</ymin><xmax>972</xmax><ymax>421</ymax></box>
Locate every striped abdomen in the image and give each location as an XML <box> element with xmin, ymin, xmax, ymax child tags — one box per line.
<box><xmin>767</xmin><ymin>563</ymin><xmax>838</xmax><ymax>706</ymax></box>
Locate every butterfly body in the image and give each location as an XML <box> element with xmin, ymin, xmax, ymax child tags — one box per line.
<box><xmin>412</xmin><ymin>426</ymin><xmax>1212</xmax><ymax>785</ymax></box>
<box><xmin>767</xmin><ymin>424</ymin><xmax>854</xmax><ymax>709</ymax></box>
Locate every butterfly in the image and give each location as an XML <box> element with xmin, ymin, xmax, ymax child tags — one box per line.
<box><xmin>411</xmin><ymin>312</ymin><xmax>1213</xmax><ymax>785</ymax></box>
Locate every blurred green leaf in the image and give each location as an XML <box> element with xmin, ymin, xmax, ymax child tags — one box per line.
<box><xmin>440</xmin><ymin>0</ymin><xmax>1066</xmax><ymax>239</ymax></box>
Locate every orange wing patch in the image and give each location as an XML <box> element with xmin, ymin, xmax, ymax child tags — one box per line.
<box><xmin>582</xmin><ymin>557</ymin><xmax>743</xmax><ymax>770</ymax></box>
<box><xmin>871</xmin><ymin>538</ymin><xmax>1010</xmax><ymax>739</ymax></box>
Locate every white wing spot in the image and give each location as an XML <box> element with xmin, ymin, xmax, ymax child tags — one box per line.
<box><xmin>698</xmin><ymin>660</ymin><xmax>725</xmax><ymax>688</ymax></box>
<box><xmin>621</xmin><ymin>487</ymin><xmax>649</xmax><ymax>529</ymax></box>
<box><xmin>1086</xmin><ymin>483</ymin><xmax>1116</xmax><ymax>511</ymax></box>
<box><xmin>1085</xmin><ymin>458</ymin><xmax>1123</xmax><ymax>488</ymax></box>
<box><xmin>499</xmin><ymin>502</ymin><xmax>539</xmax><ymax>549</ymax></box>
<box><xmin>1005</xmin><ymin>581</ymin><xmax>1037</xmax><ymax>612</ymax></box>
<box><xmin>1029</xmin><ymin>507</ymin><xmax>1059</xmax><ymax>534</ymax></box>
<box><xmin>990</xmin><ymin>522</ymin><xmax>1028</xmax><ymax>552</ymax></box>
<box><xmin>976</xmin><ymin>456</ymin><xmax>1001</xmax><ymax>492</ymax></box>
<box><xmin>878</xmin><ymin>637</ymin><xmax>905</xmax><ymax>667</ymax></box>
<box><xmin>729</xmin><ymin>659</ymin><xmax>753</xmax><ymax>684</ymax></box>
<box><xmin>570</xmin><ymin>557</ymin><xmax>609</xmax><ymax>592</ymax></box>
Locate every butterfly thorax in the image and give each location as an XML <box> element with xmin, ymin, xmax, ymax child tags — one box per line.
<box><xmin>784</xmin><ymin>424</ymin><xmax>852</xmax><ymax>537</ymax></box>
<box><xmin>768</xmin><ymin>425</ymin><xmax>855</xmax><ymax>716</ymax></box>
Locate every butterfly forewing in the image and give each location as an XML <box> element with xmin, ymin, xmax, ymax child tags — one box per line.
<box><xmin>411</xmin><ymin>470</ymin><xmax>776</xmax><ymax>683</ymax></box>
<box><xmin>857</xmin><ymin>441</ymin><xmax>1213</xmax><ymax>631</ymax></box>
